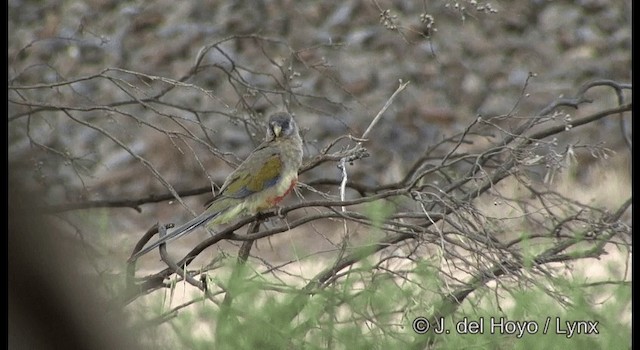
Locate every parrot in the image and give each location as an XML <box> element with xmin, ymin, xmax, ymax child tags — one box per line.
<box><xmin>130</xmin><ymin>112</ymin><xmax>303</xmax><ymax>260</ymax></box>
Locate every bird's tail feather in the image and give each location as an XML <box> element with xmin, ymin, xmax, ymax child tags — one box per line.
<box><xmin>130</xmin><ymin>210</ymin><xmax>221</xmax><ymax>260</ymax></box>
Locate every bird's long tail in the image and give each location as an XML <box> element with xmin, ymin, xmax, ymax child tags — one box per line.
<box><xmin>130</xmin><ymin>209</ymin><xmax>221</xmax><ymax>260</ymax></box>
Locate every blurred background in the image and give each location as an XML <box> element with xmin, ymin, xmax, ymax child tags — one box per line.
<box><xmin>8</xmin><ymin>0</ymin><xmax>631</xmax><ymax>348</ymax></box>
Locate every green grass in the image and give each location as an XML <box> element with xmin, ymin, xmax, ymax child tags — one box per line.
<box><xmin>128</xmin><ymin>254</ymin><xmax>629</xmax><ymax>349</ymax></box>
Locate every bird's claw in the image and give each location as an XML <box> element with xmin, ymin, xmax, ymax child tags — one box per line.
<box><xmin>257</xmin><ymin>206</ymin><xmax>286</xmax><ymax>222</ymax></box>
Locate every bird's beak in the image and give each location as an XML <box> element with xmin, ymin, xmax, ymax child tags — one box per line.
<box><xmin>272</xmin><ymin>124</ymin><xmax>282</xmax><ymax>137</ymax></box>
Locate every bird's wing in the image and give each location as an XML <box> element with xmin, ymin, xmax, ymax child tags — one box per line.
<box><xmin>131</xmin><ymin>151</ymin><xmax>284</xmax><ymax>261</ymax></box>
<box><xmin>219</xmin><ymin>151</ymin><xmax>283</xmax><ymax>199</ymax></box>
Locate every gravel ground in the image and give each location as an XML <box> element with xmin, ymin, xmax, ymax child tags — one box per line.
<box><xmin>9</xmin><ymin>0</ymin><xmax>631</xmax><ymax>255</ymax></box>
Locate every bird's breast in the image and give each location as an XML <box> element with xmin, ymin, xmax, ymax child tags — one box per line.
<box><xmin>266</xmin><ymin>178</ymin><xmax>297</xmax><ymax>207</ymax></box>
<box><xmin>249</xmin><ymin>171</ymin><xmax>297</xmax><ymax>213</ymax></box>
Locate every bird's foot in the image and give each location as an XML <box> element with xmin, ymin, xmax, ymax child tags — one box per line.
<box><xmin>257</xmin><ymin>206</ymin><xmax>286</xmax><ymax>222</ymax></box>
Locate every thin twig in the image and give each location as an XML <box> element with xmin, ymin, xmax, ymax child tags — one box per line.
<box><xmin>361</xmin><ymin>80</ymin><xmax>410</xmax><ymax>140</ymax></box>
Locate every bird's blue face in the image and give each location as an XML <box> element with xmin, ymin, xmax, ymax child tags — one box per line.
<box><xmin>268</xmin><ymin>113</ymin><xmax>296</xmax><ymax>139</ymax></box>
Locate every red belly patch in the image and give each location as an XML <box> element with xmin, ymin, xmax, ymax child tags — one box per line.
<box><xmin>267</xmin><ymin>179</ymin><xmax>297</xmax><ymax>206</ymax></box>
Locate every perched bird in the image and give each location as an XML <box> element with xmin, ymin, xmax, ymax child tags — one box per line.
<box><xmin>131</xmin><ymin>112</ymin><xmax>303</xmax><ymax>260</ymax></box>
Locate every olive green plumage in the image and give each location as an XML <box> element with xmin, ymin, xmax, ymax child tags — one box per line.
<box><xmin>131</xmin><ymin>112</ymin><xmax>303</xmax><ymax>260</ymax></box>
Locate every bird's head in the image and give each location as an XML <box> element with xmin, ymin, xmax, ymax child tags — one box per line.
<box><xmin>266</xmin><ymin>112</ymin><xmax>299</xmax><ymax>141</ymax></box>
